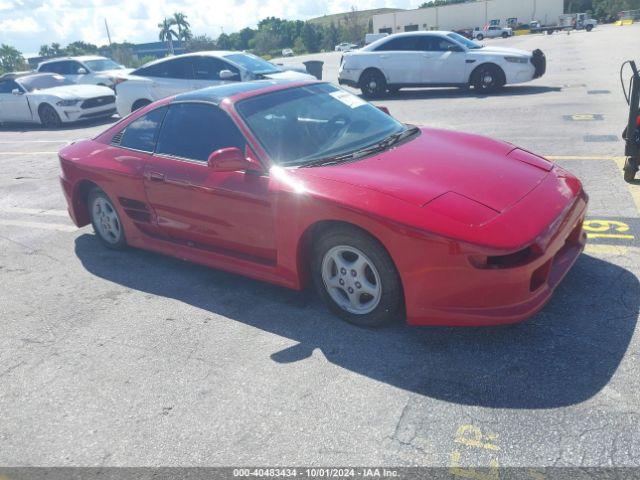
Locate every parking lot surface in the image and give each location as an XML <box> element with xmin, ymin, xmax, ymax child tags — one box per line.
<box><xmin>1</xmin><ymin>24</ymin><xmax>639</xmax><ymax>468</ymax></box>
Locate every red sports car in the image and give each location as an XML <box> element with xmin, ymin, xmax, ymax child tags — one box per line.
<box><xmin>59</xmin><ymin>80</ymin><xmax>588</xmax><ymax>327</ymax></box>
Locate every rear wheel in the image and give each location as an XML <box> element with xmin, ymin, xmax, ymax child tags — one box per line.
<box><xmin>624</xmin><ymin>158</ymin><xmax>639</xmax><ymax>183</ymax></box>
<box><xmin>312</xmin><ymin>226</ymin><xmax>403</xmax><ymax>327</ymax></box>
<box><xmin>476</xmin><ymin>33</ymin><xmax>484</xmax><ymax>41</ymax></box>
<box><xmin>501</xmin><ymin>32</ymin><xmax>509</xmax><ymax>38</ymax></box>
<box><xmin>586</xmin><ymin>24</ymin><xmax>593</xmax><ymax>32</ymax></box>
<box><xmin>88</xmin><ymin>188</ymin><xmax>127</xmax><ymax>250</ymax></box>
<box><xmin>38</xmin><ymin>104</ymin><xmax>62</xmax><ymax>128</ymax></box>
<box><xmin>359</xmin><ymin>70</ymin><xmax>387</xmax><ymax>99</ymax></box>
<box><xmin>471</xmin><ymin>64</ymin><xmax>505</xmax><ymax>93</ymax></box>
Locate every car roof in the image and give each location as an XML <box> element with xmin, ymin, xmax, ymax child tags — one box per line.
<box><xmin>136</xmin><ymin>50</ymin><xmax>248</xmax><ymax>69</ymax></box>
<box><xmin>173</xmin><ymin>79</ymin><xmax>321</xmax><ymax>105</ymax></box>
<box><xmin>8</xmin><ymin>72</ymin><xmax>58</xmax><ymax>82</ymax></box>
<box><xmin>0</xmin><ymin>71</ymin><xmax>35</xmax><ymax>80</ymax></box>
<box><xmin>39</xmin><ymin>55</ymin><xmax>106</xmax><ymax>64</ymax></box>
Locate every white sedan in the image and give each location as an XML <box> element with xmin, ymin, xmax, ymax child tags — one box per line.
<box><xmin>36</xmin><ymin>56</ymin><xmax>132</xmax><ymax>89</ymax></box>
<box><xmin>338</xmin><ymin>31</ymin><xmax>545</xmax><ymax>98</ymax></box>
<box><xmin>0</xmin><ymin>73</ymin><xmax>116</xmax><ymax>128</ymax></box>
<box><xmin>115</xmin><ymin>51</ymin><xmax>315</xmax><ymax>117</ymax></box>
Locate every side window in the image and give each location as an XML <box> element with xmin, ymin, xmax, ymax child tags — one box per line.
<box><xmin>156</xmin><ymin>103</ymin><xmax>245</xmax><ymax>162</ymax></box>
<box><xmin>0</xmin><ymin>80</ymin><xmax>19</xmax><ymax>94</ymax></box>
<box><xmin>163</xmin><ymin>57</ymin><xmax>194</xmax><ymax>79</ymax></box>
<box><xmin>193</xmin><ymin>57</ymin><xmax>239</xmax><ymax>81</ymax></box>
<box><xmin>39</xmin><ymin>62</ymin><xmax>61</xmax><ymax>73</ymax></box>
<box><xmin>120</xmin><ymin>107</ymin><xmax>168</xmax><ymax>152</ymax></box>
<box><xmin>419</xmin><ymin>36</ymin><xmax>457</xmax><ymax>52</ymax></box>
<box><xmin>375</xmin><ymin>36</ymin><xmax>421</xmax><ymax>52</ymax></box>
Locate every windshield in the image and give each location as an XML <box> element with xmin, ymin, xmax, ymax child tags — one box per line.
<box><xmin>84</xmin><ymin>58</ymin><xmax>124</xmax><ymax>71</ymax></box>
<box><xmin>236</xmin><ymin>83</ymin><xmax>407</xmax><ymax>167</ymax></box>
<box><xmin>17</xmin><ymin>74</ymin><xmax>74</xmax><ymax>92</ymax></box>
<box><xmin>224</xmin><ymin>53</ymin><xmax>280</xmax><ymax>74</ymax></box>
<box><xmin>447</xmin><ymin>32</ymin><xmax>483</xmax><ymax>49</ymax></box>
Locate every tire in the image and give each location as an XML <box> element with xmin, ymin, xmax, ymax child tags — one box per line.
<box><xmin>501</xmin><ymin>32</ymin><xmax>509</xmax><ymax>38</ymax></box>
<box><xmin>471</xmin><ymin>64</ymin><xmax>505</xmax><ymax>93</ymax></box>
<box><xmin>359</xmin><ymin>69</ymin><xmax>387</xmax><ymax>99</ymax></box>
<box><xmin>131</xmin><ymin>99</ymin><xmax>151</xmax><ymax>112</ymax></box>
<box><xmin>38</xmin><ymin>104</ymin><xmax>62</xmax><ymax>128</ymax></box>
<box><xmin>312</xmin><ymin>225</ymin><xmax>403</xmax><ymax>327</ymax></box>
<box><xmin>88</xmin><ymin>188</ymin><xmax>127</xmax><ymax>250</ymax></box>
<box><xmin>586</xmin><ymin>24</ymin><xmax>593</xmax><ymax>32</ymax></box>
<box><xmin>476</xmin><ymin>33</ymin><xmax>484</xmax><ymax>41</ymax></box>
<box><xmin>624</xmin><ymin>158</ymin><xmax>639</xmax><ymax>183</ymax></box>
<box><xmin>547</xmin><ymin>29</ymin><xmax>554</xmax><ymax>35</ymax></box>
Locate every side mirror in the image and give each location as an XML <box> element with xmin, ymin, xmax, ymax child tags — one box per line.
<box><xmin>377</xmin><ymin>105</ymin><xmax>391</xmax><ymax>114</ymax></box>
<box><xmin>11</xmin><ymin>88</ymin><xmax>22</xmax><ymax>95</ymax></box>
<box><xmin>77</xmin><ymin>67</ymin><xmax>88</xmax><ymax>74</ymax></box>
<box><xmin>207</xmin><ymin>147</ymin><xmax>262</xmax><ymax>172</ymax></box>
<box><xmin>219</xmin><ymin>69</ymin><xmax>238</xmax><ymax>80</ymax></box>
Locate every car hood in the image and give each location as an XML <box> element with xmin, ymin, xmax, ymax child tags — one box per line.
<box><xmin>294</xmin><ymin>127</ymin><xmax>551</xmax><ymax>214</ymax></box>
<box><xmin>30</xmin><ymin>84</ymin><xmax>114</xmax><ymax>99</ymax></box>
<box><xmin>264</xmin><ymin>69</ymin><xmax>316</xmax><ymax>81</ymax></box>
<box><xmin>473</xmin><ymin>45</ymin><xmax>531</xmax><ymax>57</ymax></box>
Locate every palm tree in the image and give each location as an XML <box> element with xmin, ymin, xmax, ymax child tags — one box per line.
<box><xmin>158</xmin><ymin>18</ymin><xmax>178</xmax><ymax>55</ymax></box>
<box><xmin>172</xmin><ymin>12</ymin><xmax>192</xmax><ymax>41</ymax></box>
<box><xmin>0</xmin><ymin>44</ymin><xmax>25</xmax><ymax>72</ymax></box>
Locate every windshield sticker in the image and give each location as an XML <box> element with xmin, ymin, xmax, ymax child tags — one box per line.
<box><xmin>330</xmin><ymin>90</ymin><xmax>366</xmax><ymax>109</ymax></box>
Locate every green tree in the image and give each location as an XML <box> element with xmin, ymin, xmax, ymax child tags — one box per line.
<box><xmin>172</xmin><ymin>12</ymin><xmax>192</xmax><ymax>41</ymax></box>
<box><xmin>65</xmin><ymin>41</ymin><xmax>98</xmax><ymax>56</ymax></box>
<box><xmin>0</xmin><ymin>44</ymin><xmax>27</xmax><ymax>73</ymax></box>
<box><xmin>184</xmin><ymin>34</ymin><xmax>217</xmax><ymax>53</ymax></box>
<box><xmin>301</xmin><ymin>22</ymin><xmax>322</xmax><ymax>53</ymax></box>
<box><xmin>158</xmin><ymin>18</ymin><xmax>178</xmax><ymax>54</ymax></box>
<box><xmin>216</xmin><ymin>32</ymin><xmax>232</xmax><ymax>50</ymax></box>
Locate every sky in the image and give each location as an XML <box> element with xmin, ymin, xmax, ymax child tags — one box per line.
<box><xmin>0</xmin><ymin>0</ymin><xmax>425</xmax><ymax>57</ymax></box>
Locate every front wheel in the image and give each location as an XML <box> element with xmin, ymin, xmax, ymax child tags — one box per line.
<box><xmin>38</xmin><ymin>104</ymin><xmax>62</xmax><ymax>128</ymax></box>
<box><xmin>585</xmin><ymin>24</ymin><xmax>593</xmax><ymax>32</ymax></box>
<box><xmin>88</xmin><ymin>188</ymin><xmax>127</xmax><ymax>250</ymax></box>
<box><xmin>624</xmin><ymin>158</ymin><xmax>639</xmax><ymax>183</ymax></box>
<box><xmin>501</xmin><ymin>32</ymin><xmax>509</xmax><ymax>38</ymax></box>
<box><xmin>312</xmin><ymin>226</ymin><xmax>403</xmax><ymax>327</ymax></box>
<box><xmin>476</xmin><ymin>33</ymin><xmax>484</xmax><ymax>41</ymax></box>
<box><xmin>471</xmin><ymin>64</ymin><xmax>505</xmax><ymax>93</ymax></box>
<box><xmin>359</xmin><ymin>70</ymin><xmax>387</xmax><ymax>99</ymax></box>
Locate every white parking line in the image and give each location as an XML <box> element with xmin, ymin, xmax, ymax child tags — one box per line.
<box><xmin>0</xmin><ymin>151</ymin><xmax>58</xmax><ymax>155</ymax></box>
<box><xmin>0</xmin><ymin>207</ymin><xmax>69</xmax><ymax>217</ymax></box>
<box><xmin>0</xmin><ymin>220</ymin><xmax>77</xmax><ymax>232</ymax></box>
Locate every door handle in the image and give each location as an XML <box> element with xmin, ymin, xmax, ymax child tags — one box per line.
<box><xmin>146</xmin><ymin>171</ymin><xmax>165</xmax><ymax>182</ymax></box>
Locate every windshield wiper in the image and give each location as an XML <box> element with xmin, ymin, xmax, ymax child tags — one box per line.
<box><xmin>300</xmin><ymin>125</ymin><xmax>420</xmax><ymax>168</ymax></box>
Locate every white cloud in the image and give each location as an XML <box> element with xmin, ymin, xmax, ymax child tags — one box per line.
<box><xmin>0</xmin><ymin>0</ymin><xmax>423</xmax><ymax>54</ymax></box>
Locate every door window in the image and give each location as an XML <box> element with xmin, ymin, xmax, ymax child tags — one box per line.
<box><xmin>193</xmin><ymin>57</ymin><xmax>239</xmax><ymax>80</ymax></box>
<box><xmin>134</xmin><ymin>57</ymin><xmax>194</xmax><ymax>79</ymax></box>
<box><xmin>0</xmin><ymin>80</ymin><xmax>20</xmax><ymax>94</ymax></box>
<box><xmin>120</xmin><ymin>106</ymin><xmax>168</xmax><ymax>152</ymax></box>
<box><xmin>419</xmin><ymin>36</ymin><xmax>458</xmax><ymax>52</ymax></box>
<box><xmin>155</xmin><ymin>103</ymin><xmax>245</xmax><ymax>162</ymax></box>
<box><xmin>375</xmin><ymin>36</ymin><xmax>422</xmax><ymax>51</ymax></box>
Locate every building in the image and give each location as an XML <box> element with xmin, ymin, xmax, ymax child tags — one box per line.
<box><xmin>372</xmin><ymin>0</ymin><xmax>564</xmax><ymax>34</ymax></box>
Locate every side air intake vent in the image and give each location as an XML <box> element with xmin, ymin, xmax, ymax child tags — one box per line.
<box><xmin>111</xmin><ymin>130</ymin><xmax>124</xmax><ymax>146</ymax></box>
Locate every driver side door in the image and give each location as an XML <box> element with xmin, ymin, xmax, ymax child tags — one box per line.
<box><xmin>191</xmin><ymin>56</ymin><xmax>241</xmax><ymax>90</ymax></box>
<box><xmin>143</xmin><ymin>102</ymin><xmax>277</xmax><ymax>262</ymax></box>
<box><xmin>0</xmin><ymin>80</ymin><xmax>32</xmax><ymax>123</ymax></box>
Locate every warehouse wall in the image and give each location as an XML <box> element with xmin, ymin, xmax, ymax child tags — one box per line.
<box><xmin>373</xmin><ymin>0</ymin><xmax>563</xmax><ymax>33</ymax></box>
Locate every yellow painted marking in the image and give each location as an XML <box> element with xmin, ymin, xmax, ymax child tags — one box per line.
<box><xmin>587</xmin><ymin>233</ymin><xmax>635</xmax><ymax>239</ymax></box>
<box><xmin>454</xmin><ymin>424</ymin><xmax>500</xmax><ymax>451</ymax></box>
<box><xmin>527</xmin><ymin>469</ymin><xmax>547</xmax><ymax>480</ymax></box>
<box><xmin>0</xmin><ymin>207</ymin><xmax>68</xmax><ymax>217</ymax></box>
<box><xmin>584</xmin><ymin>219</ymin><xmax>630</xmax><ymax>233</ymax></box>
<box><xmin>450</xmin><ymin>450</ymin><xmax>500</xmax><ymax>480</ymax></box>
<box><xmin>570</xmin><ymin>114</ymin><xmax>596</xmax><ymax>121</ymax></box>
<box><xmin>0</xmin><ymin>220</ymin><xmax>77</xmax><ymax>232</ymax></box>
<box><xmin>585</xmin><ymin>244</ymin><xmax>631</xmax><ymax>255</ymax></box>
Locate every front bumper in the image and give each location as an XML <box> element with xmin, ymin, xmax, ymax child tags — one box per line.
<box><xmin>401</xmin><ymin>173</ymin><xmax>588</xmax><ymax>326</ymax></box>
<box><xmin>59</xmin><ymin>105</ymin><xmax>116</xmax><ymax>123</ymax></box>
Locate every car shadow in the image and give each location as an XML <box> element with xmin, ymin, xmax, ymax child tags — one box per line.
<box><xmin>75</xmin><ymin>234</ymin><xmax>638</xmax><ymax>409</ymax></box>
<box><xmin>369</xmin><ymin>85</ymin><xmax>562</xmax><ymax>101</ymax></box>
<box><xmin>0</xmin><ymin>115</ymin><xmax>118</xmax><ymax>132</ymax></box>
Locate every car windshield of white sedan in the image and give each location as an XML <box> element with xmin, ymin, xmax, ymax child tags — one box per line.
<box><xmin>447</xmin><ymin>32</ymin><xmax>483</xmax><ymax>49</ymax></box>
<box><xmin>18</xmin><ymin>74</ymin><xmax>74</xmax><ymax>92</ymax></box>
<box><xmin>84</xmin><ymin>59</ymin><xmax>125</xmax><ymax>71</ymax></box>
<box><xmin>224</xmin><ymin>53</ymin><xmax>280</xmax><ymax>75</ymax></box>
<box><xmin>237</xmin><ymin>84</ymin><xmax>406</xmax><ymax>167</ymax></box>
